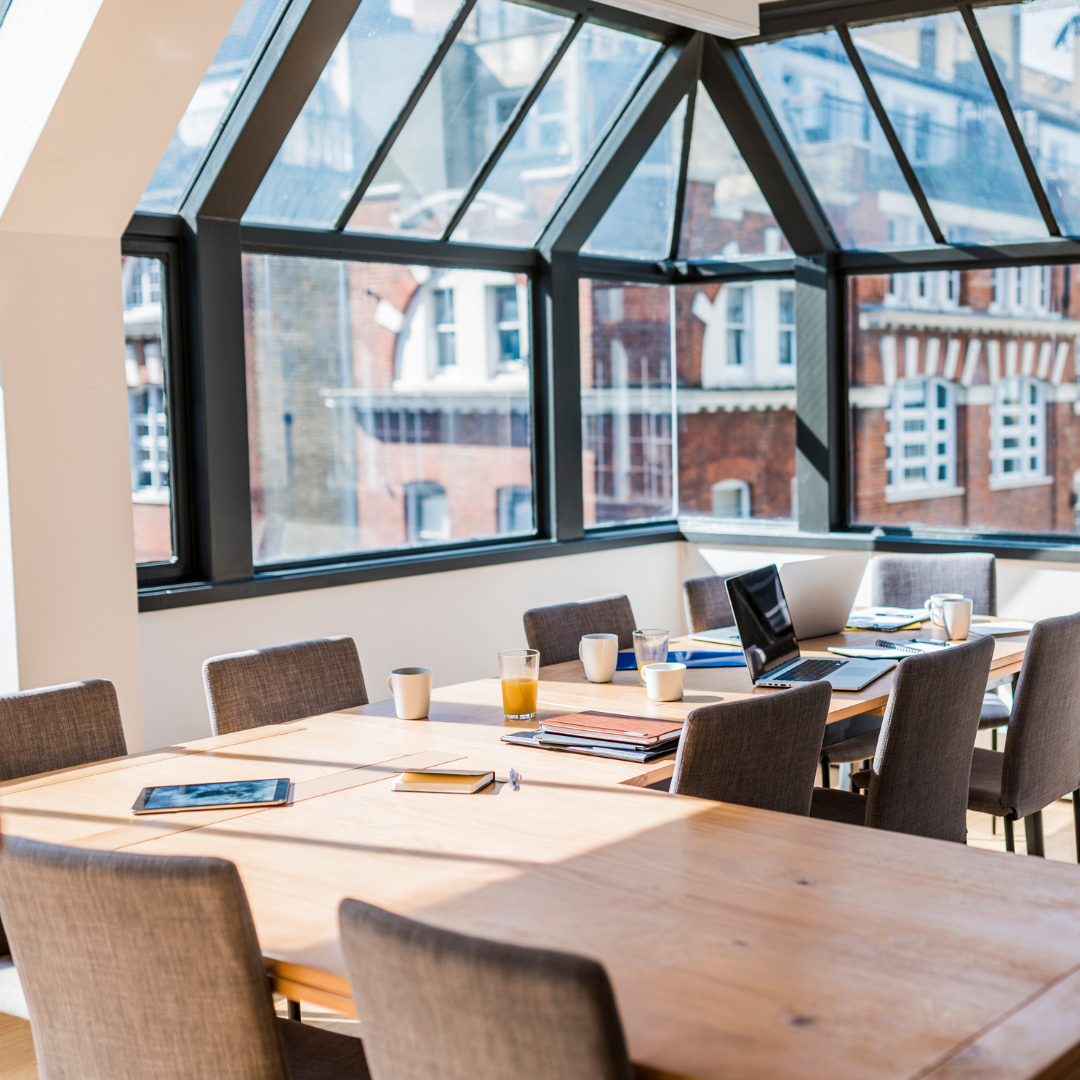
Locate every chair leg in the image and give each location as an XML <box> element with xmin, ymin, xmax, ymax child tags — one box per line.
<box><xmin>1025</xmin><ymin>810</ymin><xmax>1046</xmax><ymax>858</ymax></box>
<box><xmin>1004</xmin><ymin>815</ymin><xmax>1015</xmax><ymax>853</ymax></box>
<box><xmin>991</xmin><ymin>727</ymin><xmax>997</xmax><ymax>752</ymax></box>
<box><xmin>820</xmin><ymin>756</ymin><xmax>830</xmax><ymax>789</ymax></box>
<box><xmin>1074</xmin><ymin>791</ymin><xmax>1080</xmax><ymax>864</ymax></box>
<box><xmin>287</xmin><ymin>1000</ymin><xmax>301</xmax><ymax>1022</ymax></box>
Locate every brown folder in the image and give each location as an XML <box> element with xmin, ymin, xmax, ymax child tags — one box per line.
<box><xmin>539</xmin><ymin>711</ymin><xmax>684</xmax><ymax>745</ymax></box>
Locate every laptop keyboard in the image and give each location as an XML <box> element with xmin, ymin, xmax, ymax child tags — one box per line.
<box><xmin>774</xmin><ymin>658</ymin><xmax>845</xmax><ymax>682</ymax></box>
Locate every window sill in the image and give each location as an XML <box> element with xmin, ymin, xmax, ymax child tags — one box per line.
<box><xmin>884</xmin><ymin>486</ymin><xmax>966</xmax><ymax>504</ymax></box>
<box><xmin>988</xmin><ymin>475</ymin><xmax>1053</xmax><ymax>491</ymax></box>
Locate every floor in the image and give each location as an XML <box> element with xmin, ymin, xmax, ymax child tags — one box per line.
<box><xmin>0</xmin><ymin>728</ymin><xmax>1075</xmax><ymax>1078</ymax></box>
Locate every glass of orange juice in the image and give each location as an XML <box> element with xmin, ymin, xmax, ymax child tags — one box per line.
<box><xmin>498</xmin><ymin>649</ymin><xmax>539</xmax><ymax>722</ymax></box>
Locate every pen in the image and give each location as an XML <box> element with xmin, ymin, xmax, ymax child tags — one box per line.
<box><xmin>509</xmin><ymin>768</ymin><xmax>520</xmax><ymax>791</ymax></box>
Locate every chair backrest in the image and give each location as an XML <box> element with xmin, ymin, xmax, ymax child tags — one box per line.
<box><xmin>0</xmin><ymin>680</ymin><xmax>127</xmax><ymax>783</ymax></box>
<box><xmin>339</xmin><ymin>898</ymin><xmax>632</xmax><ymax>1080</ymax></box>
<box><xmin>865</xmin><ymin>635</ymin><xmax>994</xmax><ymax>842</ymax></box>
<box><xmin>871</xmin><ymin>553</ymin><xmax>997</xmax><ymax>616</ymax></box>
<box><xmin>682</xmin><ymin>575</ymin><xmax>737</xmax><ymax>634</ymax></box>
<box><xmin>670</xmin><ymin>681</ymin><xmax>831</xmax><ymax>814</ymax></box>
<box><xmin>203</xmin><ymin>636</ymin><xmax>368</xmax><ymax>736</ymax></box>
<box><xmin>522</xmin><ymin>594</ymin><xmax>636</xmax><ymax>665</ymax></box>
<box><xmin>1000</xmin><ymin>612</ymin><xmax>1080</xmax><ymax>819</ymax></box>
<box><xmin>0</xmin><ymin>838</ymin><xmax>290</xmax><ymax>1080</ymax></box>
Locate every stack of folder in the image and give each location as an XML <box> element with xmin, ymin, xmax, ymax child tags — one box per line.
<box><xmin>501</xmin><ymin>711</ymin><xmax>683</xmax><ymax>763</ymax></box>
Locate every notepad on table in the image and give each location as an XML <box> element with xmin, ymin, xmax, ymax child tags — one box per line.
<box><xmin>846</xmin><ymin>607</ymin><xmax>925</xmax><ymax>632</ymax></box>
<box><xmin>392</xmin><ymin>769</ymin><xmax>495</xmax><ymax>794</ymax></box>
<box><xmin>968</xmin><ymin>622</ymin><xmax>1034</xmax><ymax>637</ymax></box>
<box><xmin>539</xmin><ymin>711</ymin><xmax>684</xmax><ymax>746</ymax></box>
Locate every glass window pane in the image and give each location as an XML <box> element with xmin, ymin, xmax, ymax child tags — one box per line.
<box><xmin>974</xmin><ymin>0</ymin><xmax>1080</xmax><ymax>236</ymax></box>
<box><xmin>245</xmin><ymin>255</ymin><xmax>533</xmax><ymax>564</ymax></box>
<box><xmin>743</xmin><ymin>31</ymin><xmax>924</xmax><ymax>250</ymax></box>
<box><xmin>123</xmin><ymin>256</ymin><xmax>175</xmax><ymax>563</ymax></box>
<box><xmin>850</xmin><ymin>14</ymin><xmax>1049</xmax><ymax>244</ymax></box>
<box><xmin>676</xmin><ymin>280</ymin><xmax>797</xmax><ymax>522</ymax></box>
<box><xmin>582</xmin><ymin>98</ymin><xmax>686</xmax><ymax>260</ymax></box>
<box><xmin>138</xmin><ymin>0</ymin><xmax>286</xmax><ymax>214</ymax></box>
<box><xmin>450</xmin><ymin>23</ymin><xmax>661</xmax><ymax>246</ymax></box>
<box><xmin>849</xmin><ymin>266</ymin><xmax>1079</xmax><ymax>535</ymax></box>
<box><xmin>678</xmin><ymin>83</ymin><xmax>789</xmax><ymax>261</ymax></box>
<box><xmin>580</xmin><ymin>281</ymin><xmax>674</xmax><ymax>526</ymax></box>
<box><xmin>344</xmin><ymin>0</ymin><xmax>572</xmax><ymax>239</ymax></box>
<box><xmin>244</xmin><ymin>0</ymin><xmax>465</xmax><ymax>229</ymax></box>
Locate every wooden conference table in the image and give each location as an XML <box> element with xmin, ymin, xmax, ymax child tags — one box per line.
<box><xmin>3</xmin><ymin>622</ymin><xmax>1078</xmax><ymax>1080</ymax></box>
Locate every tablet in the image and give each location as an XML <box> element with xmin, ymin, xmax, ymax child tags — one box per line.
<box><xmin>131</xmin><ymin>778</ymin><xmax>291</xmax><ymax>815</ymax></box>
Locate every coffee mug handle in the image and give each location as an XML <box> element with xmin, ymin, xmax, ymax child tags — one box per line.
<box><xmin>578</xmin><ymin>641</ymin><xmax>584</xmax><ymax>663</ymax></box>
<box><xmin>386</xmin><ymin>676</ymin><xmax>393</xmax><ymax>692</ymax></box>
<box><xmin>923</xmin><ymin>599</ymin><xmax>934</xmax><ymax>613</ymax></box>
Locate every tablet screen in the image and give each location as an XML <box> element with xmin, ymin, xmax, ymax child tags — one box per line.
<box><xmin>142</xmin><ymin>778</ymin><xmax>287</xmax><ymax>811</ymax></box>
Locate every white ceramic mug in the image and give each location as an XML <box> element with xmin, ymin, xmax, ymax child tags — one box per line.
<box><xmin>924</xmin><ymin>593</ymin><xmax>965</xmax><ymax>628</ymax></box>
<box><xmin>942</xmin><ymin>598</ymin><xmax>973</xmax><ymax>640</ymax></box>
<box><xmin>642</xmin><ymin>662</ymin><xmax>686</xmax><ymax>702</ymax></box>
<box><xmin>578</xmin><ymin>633</ymin><xmax>618</xmax><ymax>683</ymax></box>
<box><xmin>386</xmin><ymin>667</ymin><xmax>432</xmax><ymax>720</ymax></box>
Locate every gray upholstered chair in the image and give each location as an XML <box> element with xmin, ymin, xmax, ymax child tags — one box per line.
<box><xmin>339</xmin><ymin>898</ymin><xmax>631</xmax><ymax>1080</ymax></box>
<box><xmin>0</xmin><ymin>837</ymin><xmax>369</xmax><ymax>1080</ymax></box>
<box><xmin>670</xmin><ymin>681</ymin><xmax>831</xmax><ymax>815</ymax></box>
<box><xmin>682</xmin><ymin>575</ymin><xmax>737</xmax><ymax>633</ymax></box>
<box><xmin>522</xmin><ymin>594</ymin><xmax>637</xmax><ymax>666</ymax></box>
<box><xmin>811</xmin><ymin>635</ymin><xmax>995</xmax><ymax>843</ymax></box>
<box><xmin>203</xmin><ymin>636</ymin><xmax>368</xmax><ymax>736</ymax></box>
<box><xmin>967</xmin><ymin>612</ymin><xmax>1080</xmax><ymax>858</ymax></box>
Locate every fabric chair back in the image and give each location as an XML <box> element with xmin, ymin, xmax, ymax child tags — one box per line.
<box><xmin>339</xmin><ymin>898</ymin><xmax>632</xmax><ymax>1080</ymax></box>
<box><xmin>670</xmin><ymin>681</ymin><xmax>831</xmax><ymax>814</ymax></box>
<box><xmin>866</xmin><ymin>635</ymin><xmax>995</xmax><ymax>842</ymax></box>
<box><xmin>203</xmin><ymin>636</ymin><xmax>367</xmax><ymax>735</ymax></box>
<box><xmin>682</xmin><ymin>575</ymin><xmax>737</xmax><ymax>634</ymax></box>
<box><xmin>1001</xmin><ymin>612</ymin><xmax>1080</xmax><ymax>819</ymax></box>
<box><xmin>0</xmin><ymin>837</ymin><xmax>290</xmax><ymax>1080</ymax></box>
<box><xmin>0</xmin><ymin>680</ymin><xmax>126</xmax><ymax>783</ymax></box>
<box><xmin>522</xmin><ymin>594</ymin><xmax>636</xmax><ymax>665</ymax></box>
<box><xmin>871</xmin><ymin>553</ymin><xmax>996</xmax><ymax>616</ymax></box>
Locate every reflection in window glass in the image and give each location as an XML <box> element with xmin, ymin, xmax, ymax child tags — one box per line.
<box><xmin>122</xmin><ymin>257</ymin><xmax>174</xmax><ymax>563</ymax></box>
<box><xmin>743</xmin><ymin>31</ymin><xmax>918</xmax><ymax>250</ymax></box>
<box><xmin>582</xmin><ymin>99</ymin><xmax>686</xmax><ymax>260</ymax></box>
<box><xmin>849</xmin><ymin>267</ymin><xmax>1080</xmax><ymax>535</ymax></box>
<box><xmin>138</xmin><ymin>0</ymin><xmax>285</xmax><ymax>213</ymax></box>
<box><xmin>678</xmin><ymin>83</ymin><xmax>789</xmax><ymax>260</ymax></box>
<box><xmin>244</xmin><ymin>255</ymin><xmax>533</xmax><ymax>564</ymax></box>
<box><xmin>244</xmin><ymin>0</ymin><xmax>463</xmax><ymax>228</ymax></box>
<box><xmin>345</xmin><ymin>0</ymin><xmax>572</xmax><ymax>239</ymax></box>
<box><xmin>974</xmin><ymin>0</ymin><xmax>1080</xmax><ymax>236</ymax></box>
<box><xmin>850</xmin><ymin>13</ymin><xmax>1049</xmax><ymax>244</ymax></box>
<box><xmin>451</xmin><ymin>24</ymin><xmax>660</xmax><ymax>246</ymax></box>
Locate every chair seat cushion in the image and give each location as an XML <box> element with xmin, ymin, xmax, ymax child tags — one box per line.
<box><xmin>967</xmin><ymin>747</ymin><xmax>1007</xmax><ymax>817</ymax></box>
<box><xmin>278</xmin><ymin>1018</ymin><xmax>370</xmax><ymax>1080</ymax></box>
<box><xmin>809</xmin><ymin>787</ymin><xmax>867</xmax><ymax>827</ymax></box>
<box><xmin>978</xmin><ymin>693</ymin><xmax>1011</xmax><ymax>731</ymax></box>
<box><xmin>821</xmin><ymin>728</ymin><xmax>879</xmax><ymax>766</ymax></box>
<box><xmin>0</xmin><ymin>957</ymin><xmax>28</xmax><ymax>1020</ymax></box>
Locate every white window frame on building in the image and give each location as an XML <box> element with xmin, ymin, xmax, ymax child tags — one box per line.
<box><xmin>884</xmin><ymin>377</ymin><xmax>961</xmax><ymax>503</ymax></box>
<box><xmin>433</xmin><ymin>287</ymin><xmax>457</xmax><ymax>368</ymax></box>
<box><xmin>778</xmin><ymin>285</ymin><xmax>795</xmax><ymax>365</ymax></box>
<box><xmin>490</xmin><ymin>283</ymin><xmax>524</xmax><ymax>370</ymax></box>
<box><xmin>711</xmin><ymin>478</ymin><xmax>751</xmax><ymax>518</ymax></box>
<box><xmin>725</xmin><ymin>285</ymin><xmax>750</xmax><ymax>366</ymax></box>
<box><xmin>989</xmin><ymin>376</ymin><xmax>1049</xmax><ymax>489</ymax></box>
<box><xmin>405</xmin><ymin>481</ymin><xmax>451</xmax><ymax>544</ymax></box>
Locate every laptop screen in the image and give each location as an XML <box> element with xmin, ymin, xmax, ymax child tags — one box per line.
<box><xmin>725</xmin><ymin>565</ymin><xmax>800</xmax><ymax>681</ymax></box>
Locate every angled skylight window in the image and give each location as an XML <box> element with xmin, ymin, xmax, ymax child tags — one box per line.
<box><xmin>138</xmin><ymin>0</ymin><xmax>287</xmax><ymax>214</ymax></box>
<box><xmin>449</xmin><ymin>23</ymin><xmax>662</xmax><ymax>247</ymax></box>
<box><xmin>344</xmin><ymin>0</ymin><xmax>573</xmax><ymax>239</ymax></box>
<box><xmin>243</xmin><ymin>0</ymin><xmax>465</xmax><ymax>228</ymax></box>
<box><xmin>975</xmin><ymin>0</ymin><xmax>1080</xmax><ymax>236</ymax></box>
<box><xmin>582</xmin><ymin>98</ymin><xmax>686</xmax><ymax>260</ymax></box>
<box><xmin>678</xmin><ymin>82</ymin><xmax>789</xmax><ymax>260</ymax></box>
<box><xmin>744</xmin><ymin>30</ymin><xmax>922</xmax><ymax>250</ymax></box>
<box><xmin>850</xmin><ymin>12</ymin><xmax>1050</xmax><ymax>244</ymax></box>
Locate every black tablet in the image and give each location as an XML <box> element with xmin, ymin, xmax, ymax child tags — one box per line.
<box><xmin>131</xmin><ymin>778</ymin><xmax>291</xmax><ymax>815</ymax></box>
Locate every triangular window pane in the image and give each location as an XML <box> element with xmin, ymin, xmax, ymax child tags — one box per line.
<box><xmin>678</xmin><ymin>83</ymin><xmax>789</xmax><ymax>259</ymax></box>
<box><xmin>450</xmin><ymin>24</ymin><xmax>661</xmax><ymax>247</ymax></box>
<box><xmin>582</xmin><ymin>97</ymin><xmax>686</xmax><ymax>260</ymax></box>
<box><xmin>138</xmin><ymin>0</ymin><xmax>287</xmax><ymax>214</ymax></box>
<box><xmin>344</xmin><ymin>0</ymin><xmax>573</xmax><ymax>239</ymax></box>
<box><xmin>243</xmin><ymin>0</ymin><xmax>465</xmax><ymax>228</ymax></box>
<box><xmin>851</xmin><ymin>12</ymin><xmax>1049</xmax><ymax>244</ymax></box>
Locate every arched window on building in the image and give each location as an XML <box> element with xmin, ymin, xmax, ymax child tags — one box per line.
<box><xmin>990</xmin><ymin>377</ymin><xmax>1046</xmax><ymax>486</ymax></box>
<box><xmin>711</xmin><ymin>478</ymin><xmax>751</xmax><ymax>519</ymax></box>
<box><xmin>885</xmin><ymin>377</ymin><xmax>956</xmax><ymax>500</ymax></box>
<box><xmin>405</xmin><ymin>481</ymin><xmax>449</xmax><ymax>544</ymax></box>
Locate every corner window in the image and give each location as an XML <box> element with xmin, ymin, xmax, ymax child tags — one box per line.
<box><xmin>990</xmin><ymin>377</ymin><xmax>1046</xmax><ymax>486</ymax></box>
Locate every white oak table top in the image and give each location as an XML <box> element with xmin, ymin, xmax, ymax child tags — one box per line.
<box><xmin>1</xmin><ymin>620</ymin><xmax>1069</xmax><ymax>1080</ymax></box>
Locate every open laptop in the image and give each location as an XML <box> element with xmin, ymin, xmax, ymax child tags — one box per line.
<box><xmin>726</xmin><ymin>564</ymin><xmax>896</xmax><ymax>691</ymax></box>
<box><xmin>692</xmin><ymin>552</ymin><xmax>870</xmax><ymax>645</ymax></box>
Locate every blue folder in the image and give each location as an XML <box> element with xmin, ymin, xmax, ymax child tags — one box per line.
<box><xmin>615</xmin><ymin>650</ymin><xmax>745</xmax><ymax>669</ymax></box>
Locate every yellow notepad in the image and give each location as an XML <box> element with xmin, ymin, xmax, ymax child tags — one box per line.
<box><xmin>392</xmin><ymin>769</ymin><xmax>495</xmax><ymax>794</ymax></box>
